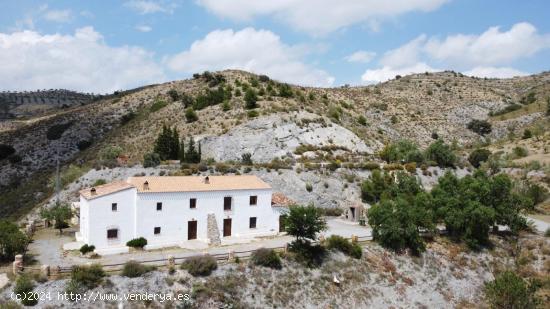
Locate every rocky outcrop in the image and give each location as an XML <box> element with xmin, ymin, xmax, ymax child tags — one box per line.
<box><xmin>199</xmin><ymin>111</ymin><xmax>373</xmax><ymax>163</ymax></box>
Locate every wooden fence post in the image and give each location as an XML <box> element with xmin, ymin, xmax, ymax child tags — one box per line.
<box><xmin>351</xmin><ymin>235</ymin><xmax>358</xmax><ymax>244</ymax></box>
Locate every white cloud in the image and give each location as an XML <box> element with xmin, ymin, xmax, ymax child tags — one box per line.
<box><xmin>361</xmin><ymin>22</ymin><xmax>549</xmax><ymax>83</ymax></box>
<box><xmin>345</xmin><ymin>50</ymin><xmax>376</xmax><ymax>63</ymax></box>
<box><xmin>136</xmin><ymin>25</ymin><xmax>153</xmax><ymax>32</ymax></box>
<box><xmin>124</xmin><ymin>0</ymin><xmax>175</xmax><ymax>14</ymax></box>
<box><xmin>165</xmin><ymin>28</ymin><xmax>335</xmax><ymax>87</ymax></box>
<box><xmin>424</xmin><ymin>22</ymin><xmax>550</xmax><ymax>67</ymax></box>
<box><xmin>463</xmin><ymin>66</ymin><xmax>528</xmax><ymax>79</ymax></box>
<box><xmin>43</xmin><ymin>9</ymin><xmax>73</xmax><ymax>23</ymax></box>
<box><xmin>0</xmin><ymin>27</ymin><xmax>165</xmax><ymax>93</ymax></box>
<box><xmin>197</xmin><ymin>0</ymin><xmax>449</xmax><ymax>35</ymax></box>
<box><xmin>361</xmin><ymin>62</ymin><xmax>437</xmax><ymax>84</ymax></box>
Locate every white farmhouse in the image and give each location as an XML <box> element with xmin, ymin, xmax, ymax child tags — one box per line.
<box><xmin>76</xmin><ymin>175</ymin><xmax>282</xmax><ymax>255</ymax></box>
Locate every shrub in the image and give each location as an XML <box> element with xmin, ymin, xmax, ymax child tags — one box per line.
<box><xmin>122</xmin><ymin>260</ymin><xmax>154</xmax><ymax>277</ymax></box>
<box><xmin>305</xmin><ymin>183</ymin><xmax>313</xmax><ymax>192</ymax></box>
<box><xmin>79</xmin><ymin>244</ymin><xmax>95</xmax><ymax>254</ymax></box>
<box><xmin>545</xmin><ymin>228</ymin><xmax>550</xmax><ymax>237</ymax></box>
<box><xmin>244</xmin><ymin>89</ymin><xmax>258</xmax><ymax>109</ymax></box>
<box><xmin>404</xmin><ymin>162</ymin><xmax>417</xmax><ymax>173</ymax></box>
<box><xmin>143</xmin><ymin>152</ymin><xmax>161</xmax><ymax>168</ymax></box>
<box><xmin>362</xmin><ymin>162</ymin><xmax>380</xmax><ymax>170</ymax></box>
<box><xmin>319</xmin><ymin>208</ymin><xmax>343</xmax><ymax>216</ymax></box>
<box><xmin>0</xmin><ymin>220</ymin><xmax>29</xmax><ymax>261</ymax></box>
<box><xmin>14</xmin><ymin>275</ymin><xmax>38</xmax><ymax>306</ymax></box>
<box><xmin>241</xmin><ymin>153</ymin><xmax>253</xmax><ymax>165</ymax></box>
<box><xmin>379</xmin><ymin>139</ymin><xmax>424</xmax><ymax>164</ymax></box>
<box><xmin>251</xmin><ymin>248</ymin><xmax>282</xmax><ymax>269</ymax></box>
<box><xmin>490</xmin><ymin>103</ymin><xmax>521</xmax><ymax>116</ymax></box>
<box><xmin>467</xmin><ymin>119</ymin><xmax>492</xmax><ymax>136</ymax></box>
<box><xmin>425</xmin><ymin>139</ymin><xmax>456</xmax><ymax>167</ymax></box>
<box><xmin>484</xmin><ymin>271</ymin><xmax>539</xmax><ymax>309</ymax></box>
<box><xmin>181</xmin><ymin>255</ymin><xmax>217</xmax><ymax>276</ymax></box>
<box><xmin>468</xmin><ymin>148</ymin><xmax>491</xmax><ymax>168</ymax></box>
<box><xmin>150</xmin><ymin>99</ymin><xmax>168</xmax><ymax>112</ymax></box>
<box><xmin>126</xmin><ymin>237</ymin><xmax>147</xmax><ymax>248</ymax></box>
<box><xmin>0</xmin><ymin>144</ymin><xmax>16</xmax><ymax>160</ymax></box>
<box><xmin>76</xmin><ymin>140</ymin><xmax>92</xmax><ymax>151</ymax></box>
<box><xmin>185</xmin><ymin>107</ymin><xmax>198</xmax><ymax>123</ymax></box>
<box><xmin>120</xmin><ymin>111</ymin><xmax>136</xmax><ymax>125</ymax></box>
<box><xmin>46</xmin><ymin>122</ymin><xmax>73</xmax><ymax>140</ymax></box>
<box><xmin>522</xmin><ymin>129</ymin><xmax>532</xmax><ymax>139</ymax></box>
<box><xmin>70</xmin><ymin>264</ymin><xmax>105</xmax><ymax>289</ymax></box>
<box><xmin>167</xmin><ymin>89</ymin><xmax>179</xmax><ymax>101</ymax></box>
<box><xmin>512</xmin><ymin>146</ymin><xmax>528</xmax><ymax>158</ymax></box>
<box><xmin>258</xmin><ymin>74</ymin><xmax>270</xmax><ymax>82</ymax></box>
<box><xmin>93</xmin><ymin>179</ymin><xmax>106</xmax><ymax>186</ymax></box>
<box><xmin>325</xmin><ymin>235</ymin><xmax>362</xmax><ymax>259</ymax></box>
<box><xmin>289</xmin><ymin>240</ymin><xmax>326</xmax><ymax>268</ymax></box>
<box><xmin>247</xmin><ymin>110</ymin><xmax>259</xmax><ymax>118</ymax></box>
<box><xmin>357</xmin><ymin>115</ymin><xmax>367</xmax><ymax>126</ymax></box>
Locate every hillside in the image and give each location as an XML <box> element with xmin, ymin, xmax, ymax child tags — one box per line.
<box><xmin>0</xmin><ymin>70</ymin><xmax>549</xmax><ymax>218</ymax></box>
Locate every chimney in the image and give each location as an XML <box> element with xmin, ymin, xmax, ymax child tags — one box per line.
<box><xmin>143</xmin><ymin>180</ymin><xmax>149</xmax><ymax>190</ymax></box>
<box><xmin>90</xmin><ymin>187</ymin><xmax>97</xmax><ymax>195</ymax></box>
<box><xmin>204</xmin><ymin>176</ymin><xmax>210</xmax><ymax>184</ymax></box>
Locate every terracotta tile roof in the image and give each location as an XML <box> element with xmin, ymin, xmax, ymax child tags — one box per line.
<box><xmin>79</xmin><ymin>181</ymin><xmax>135</xmax><ymax>200</ymax></box>
<box><xmin>271</xmin><ymin>192</ymin><xmax>295</xmax><ymax>207</ymax></box>
<box><xmin>127</xmin><ymin>175</ymin><xmax>271</xmax><ymax>193</ymax></box>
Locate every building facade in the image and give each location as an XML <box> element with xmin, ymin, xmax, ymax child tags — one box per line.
<box><xmin>77</xmin><ymin>175</ymin><xmax>281</xmax><ymax>255</ymax></box>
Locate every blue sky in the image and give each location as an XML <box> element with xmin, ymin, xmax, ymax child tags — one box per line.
<box><xmin>1</xmin><ymin>0</ymin><xmax>549</xmax><ymax>93</ymax></box>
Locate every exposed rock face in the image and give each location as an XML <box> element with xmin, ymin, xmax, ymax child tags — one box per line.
<box><xmin>200</xmin><ymin>111</ymin><xmax>373</xmax><ymax>163</ymax></box>
<box><xmin>206</xmin><ymin>213</ymin><xmax>221</xmax><ymax>245</ymax></box>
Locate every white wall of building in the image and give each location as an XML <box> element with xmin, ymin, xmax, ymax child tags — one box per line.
<box><xmin>79</xmin><ymin>188</ymin><xmax>279</xmax><ymax>254</ymax></box>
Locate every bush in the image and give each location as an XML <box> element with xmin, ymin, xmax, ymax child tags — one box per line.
<box><xmin>70</xmin><ymin>264</ymin><xmax>105</xmax><ymax>289</ymax></box>
<box><xmin>289</xmin><ymin>240</ymin><xmax>326</xmax><ymax>268</ymax></box>
<box><xmin>467</xmin><ymin>119</ymin><xmax>492</xmax><ymax>136</ymax></box>
<box><xmin>126</xmin><ymin>237</ymin><xmax>147</xmax><ymax>248</ymax></box>
<box><xmin>122</xmin><ymin>260</ymin><xmax>154</xmax><ymax>277</ymax></box>
<box><xmin>244</xmin><ymin>89</ymin><xmax>258</xmax><ymax>109</ymax></box>
<box><xmin>181</xmin><ymin>255</ymin><xmax>217</xmax><ymax>276</ymax></box>
<box><xmin>468</xmin><ymin>148</ymin><xmax>491</xmax><ymax>168</ymax></box>
<box><xmin>241</xmin><ymin>153</ymin><xmax>253</xmax><ymax>165</ymax></box>
<box><xmin>512</xmin><ymin>146</ymin><xmax>528</xmax><ymax>158</ymax></box>
<box><xmin>79</xmin><ymin>244</ymin><xmax>95</xmax><ymax>254</ymax></box>
<box><xmin>143</xmin><ymin>152</ymin><xmax>161</xmax><ymax>168</ymax></box>
<box><xmin>0</xmin><ymin>220</ymin><xmax>29</xmax><ymax>261</ymax></box>
<box><xmin>319</xmin><ymin>208</ymin><xmax>343</xmax><ymax>216</ymax></box>
<box><xmin>484</xmin><ymin>271</ymin><xmax>539</xmax><ymax>309</ymax></box>
<box><xmin>425</xmin><ymin>139</ymin><xmax>456</xmax><ymax>167</ymax></box>
<box><xmin>522</xmin><ymin>129</ymin><xmax>532</xmax><ymax>139</ymax></box>
<box><xmin>305</xmin><ymin>183</ymin><xmax>313</xmax><ymax>192</ymax></box>
<box><xmin>251</xmin><ymin>248</ymin><xmax>282</xmax><ymax>269</ymax></box>
<box><xmin>247</xmin><ymin>110</ymin><xmax>259</xmax><ymax>118</ymax></box>
<box><xmin>150</xmin><ymin>99</ymin><xmax>168</xmax><ymax>112</ymax></box>
<box><xmin>46</xmin><ymin>122</ymin><xmax>73</xmax><ymax>140</ymax></box>
<box><xmin>357</xmin><ymin>115</ymin><xmax>367</xmax><ymax>126</ymax></box>
<box><xmin>379</xmin><ymin>139</ymin><xmax>424</xmax><ymax>164</ymax></box>
<box><xmin>545</xmin><ymin>228</ymin><xmax>550</xmax><ymax>237</ymax></box>
<box><xmin>14</xmin><ymin>275</ymin><xmax>38</xmax><ymax>306</ymax></box>
<box><xmin>0</xmin><ymin>144</ymin><xmax>16</xmax><ymax>161</ymax></box>
<box><xmin>76</xmin><ymin>140</ymin><xmax>92</xmax><ymax>151</ymax></box>
<box><xmin>185</xmin><ymin>107</ymin><xmax>198</xmax><ymax>123</ymax></box>
<box><xmin>362</xmin><ymin>162</ymin><xmax>380</xmax><ymax>170</ymax></box>
<box><xmin>325</xmin><ymin>235</ymin><xmax>362</xmax><ymax>259</ymax></box>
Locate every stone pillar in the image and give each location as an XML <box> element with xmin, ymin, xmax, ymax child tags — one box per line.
<box><xmin>12</xmin><ymin>255</ymin><xmax>23</xmax><ymax>276</ymax></box>
<box><xmin>283</xmin><ymin>243</ymin><xmax>289</xmax><ymax>254</ymax></box>
<box><xmin>206</xmin><ymin>213</ymin><xmax>221</xmax><ymax>246</ymax></box>
<box><xmin>228</xmin><ymin>250</ymin><xmax>235</xmax><ymax>262</ymax></box>
<box><xmin>351</xmin><ymin>235</ymin><xmax>358</xmax><ymax>244</ymax></box>
<box><xmin>167</xmin><ymin>256</ymin><xmax>175</xmax><ymax>268</ymax></box>
<box><xmin>41</xmin><ymin>265</ymin><xmax>50</xmax><ymax>278</ymax></box>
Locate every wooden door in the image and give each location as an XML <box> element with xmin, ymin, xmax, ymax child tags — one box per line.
<box><xmin>188</xmin><ymin>221</ymin><xmax>197</xmax><ymax>240</ymax></box>
<box><xmin>223</xmin><ymin>218</ymin><xmax>232</xmax><ymax>237</ymax></box>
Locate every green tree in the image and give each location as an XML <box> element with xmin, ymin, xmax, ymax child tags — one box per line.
<box><xmin>0</xmin><ymin>220</ymin><xmax>29</xmax><ymax>261</ymax></box>
<box><xmin>361</xmin><ymin>169</ymin><xmax>393</xmax><ymax>204</ymax></box>
<box><xmin>485</xmin><ymin>271</ymin><xmax>539</xmax><ymax>309</ymax></box>
<box><xmin>285</xmin><ymin>205</ymin><xmax>327</xmax><ymax>243</ymax></box>
<box><xmin>153</xmin><ymin>125</ymin><xmax>180</xmax><ymax>160</ymax></box>
<box><xmin>40</xmin><ymin>203</ymin><xmax>72</xmax><ymax>235</ymax></box>
<box><xmin>244</xmin><ymin>89</ymin><xmax>258</xmax><ymax>109</ymax></box>
<box><xmin>182</xmin><ymin>137</ymin><xmax>201</xmax><ymax>163</ymax></box>
<box><xmin>425</xmin><ymin>139</ymin><xmax>456</xmax><ymax>167</ymax></box>
<box><xmin>368</xmin><ymin>194</ymin><xmax>433</xmax><ymax>255</ymax></box>
<box><xmin>14</xmin><ymin>275</ymin><xmax>38</xmax><ymax>306</ymax></box>
<box><xmin>167</xmin><ymin>89</ymin><xmax>179</xmax><ymax>102</ymax></box>
<box><xmin>468</xmin><ymin>148</ymin><xmax>491</xmax><ymax>168</ymax></box>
